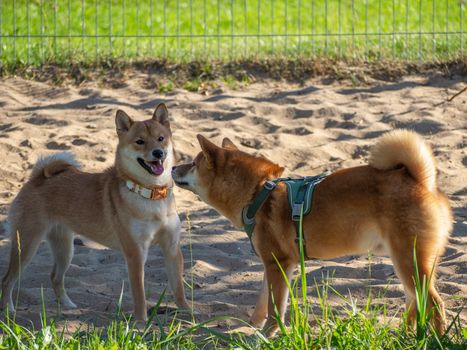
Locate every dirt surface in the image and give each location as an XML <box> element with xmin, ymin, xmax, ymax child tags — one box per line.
<box><xmin>0</xmin><ymin>73</ymin><xmax>465</xmax><ymax>332</ymax></box>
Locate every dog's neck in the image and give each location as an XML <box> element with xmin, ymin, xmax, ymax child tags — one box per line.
<box><xmin>216</xmin><ymin>176</ymin><xmax>280</xmax><ymax>229</ymax></box>
<box><xmin>113</xmin><ymin>163</ymin><xmax>174</xmax><ymax>200</ymax></box>
<box><xmin>124</xmin><ymin>178</ymin><xmax>172</xmax><ymax>200</ymax></box>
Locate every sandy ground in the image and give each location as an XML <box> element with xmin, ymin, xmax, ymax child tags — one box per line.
<box><xmin>0</xmin><ymin>73</ymin><xmax>465</xmax><ymax>333</ymax></box>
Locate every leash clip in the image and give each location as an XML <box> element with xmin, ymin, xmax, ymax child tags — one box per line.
<box><xmin>264</xmin><ymin>180</ymin><xmax>276</xmax><ymax>191</ymax></box>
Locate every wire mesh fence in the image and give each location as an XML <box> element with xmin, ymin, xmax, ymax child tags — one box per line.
<box><xmin>0</xmin><ymin>0</ymin><xmax>465</xmax><ymax>66</ymax></box>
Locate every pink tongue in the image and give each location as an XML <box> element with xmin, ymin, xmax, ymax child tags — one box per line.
<box><xmin>150</xmin><ymin>162</ymin><xmax>164</xmax><ymax>176</ymax></box>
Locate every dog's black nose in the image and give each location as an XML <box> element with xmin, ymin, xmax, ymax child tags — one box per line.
<box><xmin>152</xmin><ymin>149</ymin><xmax>164</xmax><ymax>159</ymax></box>
<box><xmin>171</xmin><ymin>166</ymin><xmax>177</xmax><ymax>172</ymax></box>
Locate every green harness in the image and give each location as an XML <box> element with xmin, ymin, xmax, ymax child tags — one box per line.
<box><xmin>242</xmin><ymin>172</ymin><xmax>330</xmax><ymax>260</ymax></box>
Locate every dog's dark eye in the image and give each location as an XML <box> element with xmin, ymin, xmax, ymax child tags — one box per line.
<box><xmin>158</xmin><ymin>136</ymin><xmax>164</xmax><ymax>142</ymax></box>
<box><xmin>135</xmin><ymin>139</ymin><xmax>145</xmax><ymax>145</ymax></box>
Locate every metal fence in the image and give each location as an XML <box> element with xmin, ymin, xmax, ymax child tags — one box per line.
<box><xmin>0</xmin><ymin>0</ymin><xmax>465</xmax><ymax>66</ymax></box>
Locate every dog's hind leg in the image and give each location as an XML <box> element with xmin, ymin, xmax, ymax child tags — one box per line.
<box><xmin>250</xmin><ymin>273</ymin><xmax>268</xmax><ymax>328</ymax></box>
<box><xmin>47</xmin><ymin>225</ymin><xmax>77</xmax><ymax>309</ymax></box>
<box><xmin>262</xmin><ymin>258</ymin><xmax>295</xmax><ymax>337</ymax></box>
<box><xmin>388</xmin><ymin>234</ymin><xmax>446</xmax><ymax>335</ymax></box>
<box><xmin>1</xmin><ymin>222</ymin><xmax>47</xmax><ymax>313</ymax></box>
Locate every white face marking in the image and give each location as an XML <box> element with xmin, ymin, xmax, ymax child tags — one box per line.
<box><xmin>119</xmin><ymin>140</ymin><xmax>175</xmax><ymax>186</ymax></box>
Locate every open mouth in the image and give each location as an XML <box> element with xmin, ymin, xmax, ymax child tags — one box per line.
<box><xmin>173</xmin><ymin>179</ymin><xmax>190</xmax><ymax>187</ymax></box>
<box><xmin>137</xmin><ymin>158</ymin><xmax>164</xmax><ymax>176</ymax></box>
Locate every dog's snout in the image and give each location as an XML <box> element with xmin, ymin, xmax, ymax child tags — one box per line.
<box><xmin>152</xmin><ymin>149</ymin><xmax>164</xmax><ymax>159</ymax></box>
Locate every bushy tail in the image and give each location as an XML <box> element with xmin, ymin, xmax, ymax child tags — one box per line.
<box><xmin>30</xmin><ymin>152</ymin><xmax>79</xmax><ymax>179</ymax></box>
<box><xmin>369</xmin><ymin>129</ymin><xmax>437</xmax><ymax>192</ymax></box>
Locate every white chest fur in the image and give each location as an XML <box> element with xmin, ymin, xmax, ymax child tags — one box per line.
<box><xmin>120</xmin><ymin>184</ymin><xmax>179</xmax><ymax>248</ymax></box>
<box><xmin>129</xmin><ymin>218</ymin><xmax>161</xmax><ymax>244</ymax></box>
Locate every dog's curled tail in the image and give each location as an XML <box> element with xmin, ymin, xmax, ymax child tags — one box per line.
<box><xmin>369</xmin><ymin>129</ymin><xmax>437</xmax><ymax>192</ymax></box>
<box><xmin>30</xmin><ymin>152</ymin><xmax>80</xmax><ymax>179</ymax></box>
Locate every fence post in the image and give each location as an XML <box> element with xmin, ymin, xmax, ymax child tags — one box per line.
<box><xmin>338</xmin><ymin>0</ymin><xmax>342</xmax><ymax>58</ymax></box>
<box><xmin>419</xmin><ymin>0</ymin><xmax>423</xmax><ymax>60</ymax></box>
<box><xmin>217</xmin><ymin>0</ymin><xmax>221</xmax><ymax>58</ymax></box>
<box><xmin>432</xmin><ymin>0</ymin><xmax>436</xmax><ymax>59</ymax></box>
<box><xmin>271</xmin><ymin>0</ymin><xmax>274</xmax><ymax>55</ymax></box>
<box><xmin>177</xmin><ymin>0</ymin><xmax>180</xmax><ymax>59</ymax></box>
<box><xmin>190</xmin><ymin>0</ymin><xmax>193</xmax><ymax>59</ymax></box>
<box><xmin>325</xmin><ymin>0</ymin><xmax>328</xmax><ymax>54</ymax></box>
<box><xmin>285</xmin><ymin>0</ymin><xmax>288</xmax><ymax>55</ymax></box>
<box><xmin>230</xmin><ymin>0</ymin><xmax>234</xmax><ymax>61</ymax></box>
<box><xmin>257</xmin><ymin>0</ymin><xmax>260</xmax><ymax>56</ymax></box>
<box><xmin>298</xmin><ymin>0</ymin><xmax>301</xmax><ymax>56</ymax></box>
<box><xmin>122</xmin><ymin>0</ymin><xmax>125</xmax><ymax>58</ymax></box>
<box><xmin>163</xmin><ymin>0</ymin><xmax>167</xmax><ymax>58</ymax></box>
<box><xmin>109</xmin><ymin>0</ymin><xmax>112</xmax><ymax>57</ymax></box>
<box><xmin>0</xmin><ymin>0</ymin><xmax>2</xmax><ymax>65</ymax></box>
<box><xmin>13</xmin><ymin>0</ymin><xmax>16</xmax><ymax>63</ymax></box>
<box><xmin>365</xmin><ymin>0</ymin><xmax>369</xmax><ymax>60</ymax></box>
<box><xmin>312</xmin><ymin>0</ymin><xmax>315</xmax><ymax>56</ymax></box>
<box><xmin>378</xmin><ymin>0</ymin><xmax>382</xmax><ymax>58</ymax></box>
<box><xmin>405</xmin><ymin>0</ymin><xmax>409</xmax><ymax>59</ymax></box>
<box><xmin>460</xmin><ymin>0</ymin><xmax>463</xmax><ymax>55</ymax></box>
<box><xmin>68</xmin><ymin>0</ymin><xmax>71</xmax><ymax>59</ymax></box>
<box><xmin>136</xmin><ymin>0</ymin><xmax>140</xmax><ymax>57</ymax></box>
<box><xmin>150</xmin><ymin>0</ymin><xmax>153</xmax><ymax>55</ymax></box>
<box><xmin>27</xmin><ymin>0</ymin><xmax>30</xmax><ymax>64</ymax></box>
<box><xmin>244</xmin><ymin>0</ymin><xmax>247</xmax><ymax>58</ymax></box>
<box><xmin>81</xmin><ymin>0</ymin><xmax>85</xmax><ymax>59</ymax></box>
<box><xmin>352</xmin><ymin>0</ymin><xmax>355</xmax><ymax>58</ymax></box>
<box><xmin>95</xmin><ymin>0</ymin><xmax>98</xmax><ymax>60</ymax></box>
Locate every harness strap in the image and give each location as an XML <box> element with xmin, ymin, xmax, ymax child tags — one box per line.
<box><xmin>242</xmin><ymin>172</ymin><xmax>329</xmax><ymax>260</ymax></box>
<box><xmin>242</xmin><ymin>180</ymin><xmax>277</xmax><ymax>255</ymax></box>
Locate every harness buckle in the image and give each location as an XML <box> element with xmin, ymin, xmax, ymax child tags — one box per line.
<box><xmin>292</xmin><ymin>202</ymin><xmax>303</xmax><ymax>221</ymax></box>
<box><xmin>264</xmin><ymin>181</ymin><xmax>276</xmax><ymax>191</ymax></box>
<box><xmin>242</xmin><ymin>206</ymin><xmax>256</xmax><ymax>225</ymax></box>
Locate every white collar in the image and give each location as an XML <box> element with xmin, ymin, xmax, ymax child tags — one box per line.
<box><xmin>125</xmin><ymin>179</ymin><xmax>171</xmax><ymax>200</ymax></box>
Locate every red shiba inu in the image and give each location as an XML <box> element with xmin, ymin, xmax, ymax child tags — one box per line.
<box><xmin>2</xmin><ymin>104</ymin><xmax>189</xmax><ymax>320</ymax></box>
<box><xmin>172</xmin><ymin>130</ymin><xmax>452</xmax><ymax>336</ymax></box>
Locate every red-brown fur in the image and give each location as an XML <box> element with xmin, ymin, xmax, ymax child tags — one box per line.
<box><xmin>172</xmin><ymin>130</ymin><xmax>452</xmax><ymax>336</ymax></box>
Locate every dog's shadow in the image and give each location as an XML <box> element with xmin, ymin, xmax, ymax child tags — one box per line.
<box><xmin>0</xmin><ymin>201</ymin><xmax>465</xmax><ymax>332</ymax></box>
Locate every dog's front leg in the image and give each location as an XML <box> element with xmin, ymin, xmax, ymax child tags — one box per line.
<box><xmin>250</xmin><ymin>273</ymin><xmax>268</xmax><ymax>328</ymax></box>
<box><xmin>262</xmin><ymin>259</ymin><xmax>295</xmax><ymax>337</ymax></box>
<box><xmin>121</xmin><ymin>238</ymin><xmax>148</xmax><ymax>321</ymax></box>
<box><xmin>159</xmin><ymin>218</ymin><xmax>189</xmax><ymax>310</ymax></box>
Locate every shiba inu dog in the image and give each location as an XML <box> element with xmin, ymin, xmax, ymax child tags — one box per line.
<box><xmin>2</xmin><ymin>103</ymin><xmax>189</xmax><ymax>320</ymax></box>
<box><xmin>172</xmin><ymin>130</ymin><xmax>452</xmax><ymax>336</ymax></box>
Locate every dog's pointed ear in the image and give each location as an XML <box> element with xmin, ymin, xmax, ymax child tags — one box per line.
<box><xmin>152</xmin><ymin>103</ymin><xmax>170</xmax><ymax>128</ymax></box>
<box><xmin>222</xmin><ymin>137</ymin><xmax>238</xmax><ymax>150</ymax></box>
<box><xmin>197</xmin><ymin>134</ymin><xmax>218</xmax><ymax>168</ymax></box>
<box><xmin>115</xmin><ymin>110</ymin><xmax>134</xmax><ymax>135</ymax></box>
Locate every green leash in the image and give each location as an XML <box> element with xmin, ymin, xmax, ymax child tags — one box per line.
<box><xmin>242</xmin><ymin>172</ymin><xmax>330</xmax><ymax>260</ymax></box>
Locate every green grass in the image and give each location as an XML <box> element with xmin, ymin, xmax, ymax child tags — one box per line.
<box><xmin>1</xmin><ymin>216</ymin><xmax>465</xmax><ymax>349</ymax></box>
<box><xmin>0</xmin><ymin>0</ymin><xmax>465</xmax><ymax>66</ymax></box>
<box><xmin>1</xmin><ymin>268</ymin><xmax>465</xmax><ymax>349</ymax></box>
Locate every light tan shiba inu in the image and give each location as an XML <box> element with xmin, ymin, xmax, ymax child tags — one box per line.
<box><xmin>2</xmin><ymin>103</ymin><xmax>189</xmax><ymax>320</ymax></box>
<box><xmin>172</xmin><ymin>130</ymin><xmax>452</xmax><ymax>336</ymax></box>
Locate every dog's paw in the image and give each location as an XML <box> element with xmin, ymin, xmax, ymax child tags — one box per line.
<box><xmin>60</xmin><ymin>295</ymin><xmax>77</xmax><ymax>309</ymax></box>
<box><xmin>2</xmin><ymin>302</ymin><xmax>16</xmax><ymax>314</ymax></box>
<box><xmin>249</xmin><ymin>315</ymin><xmax>267</xmax><ymax>328</ymax></box>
